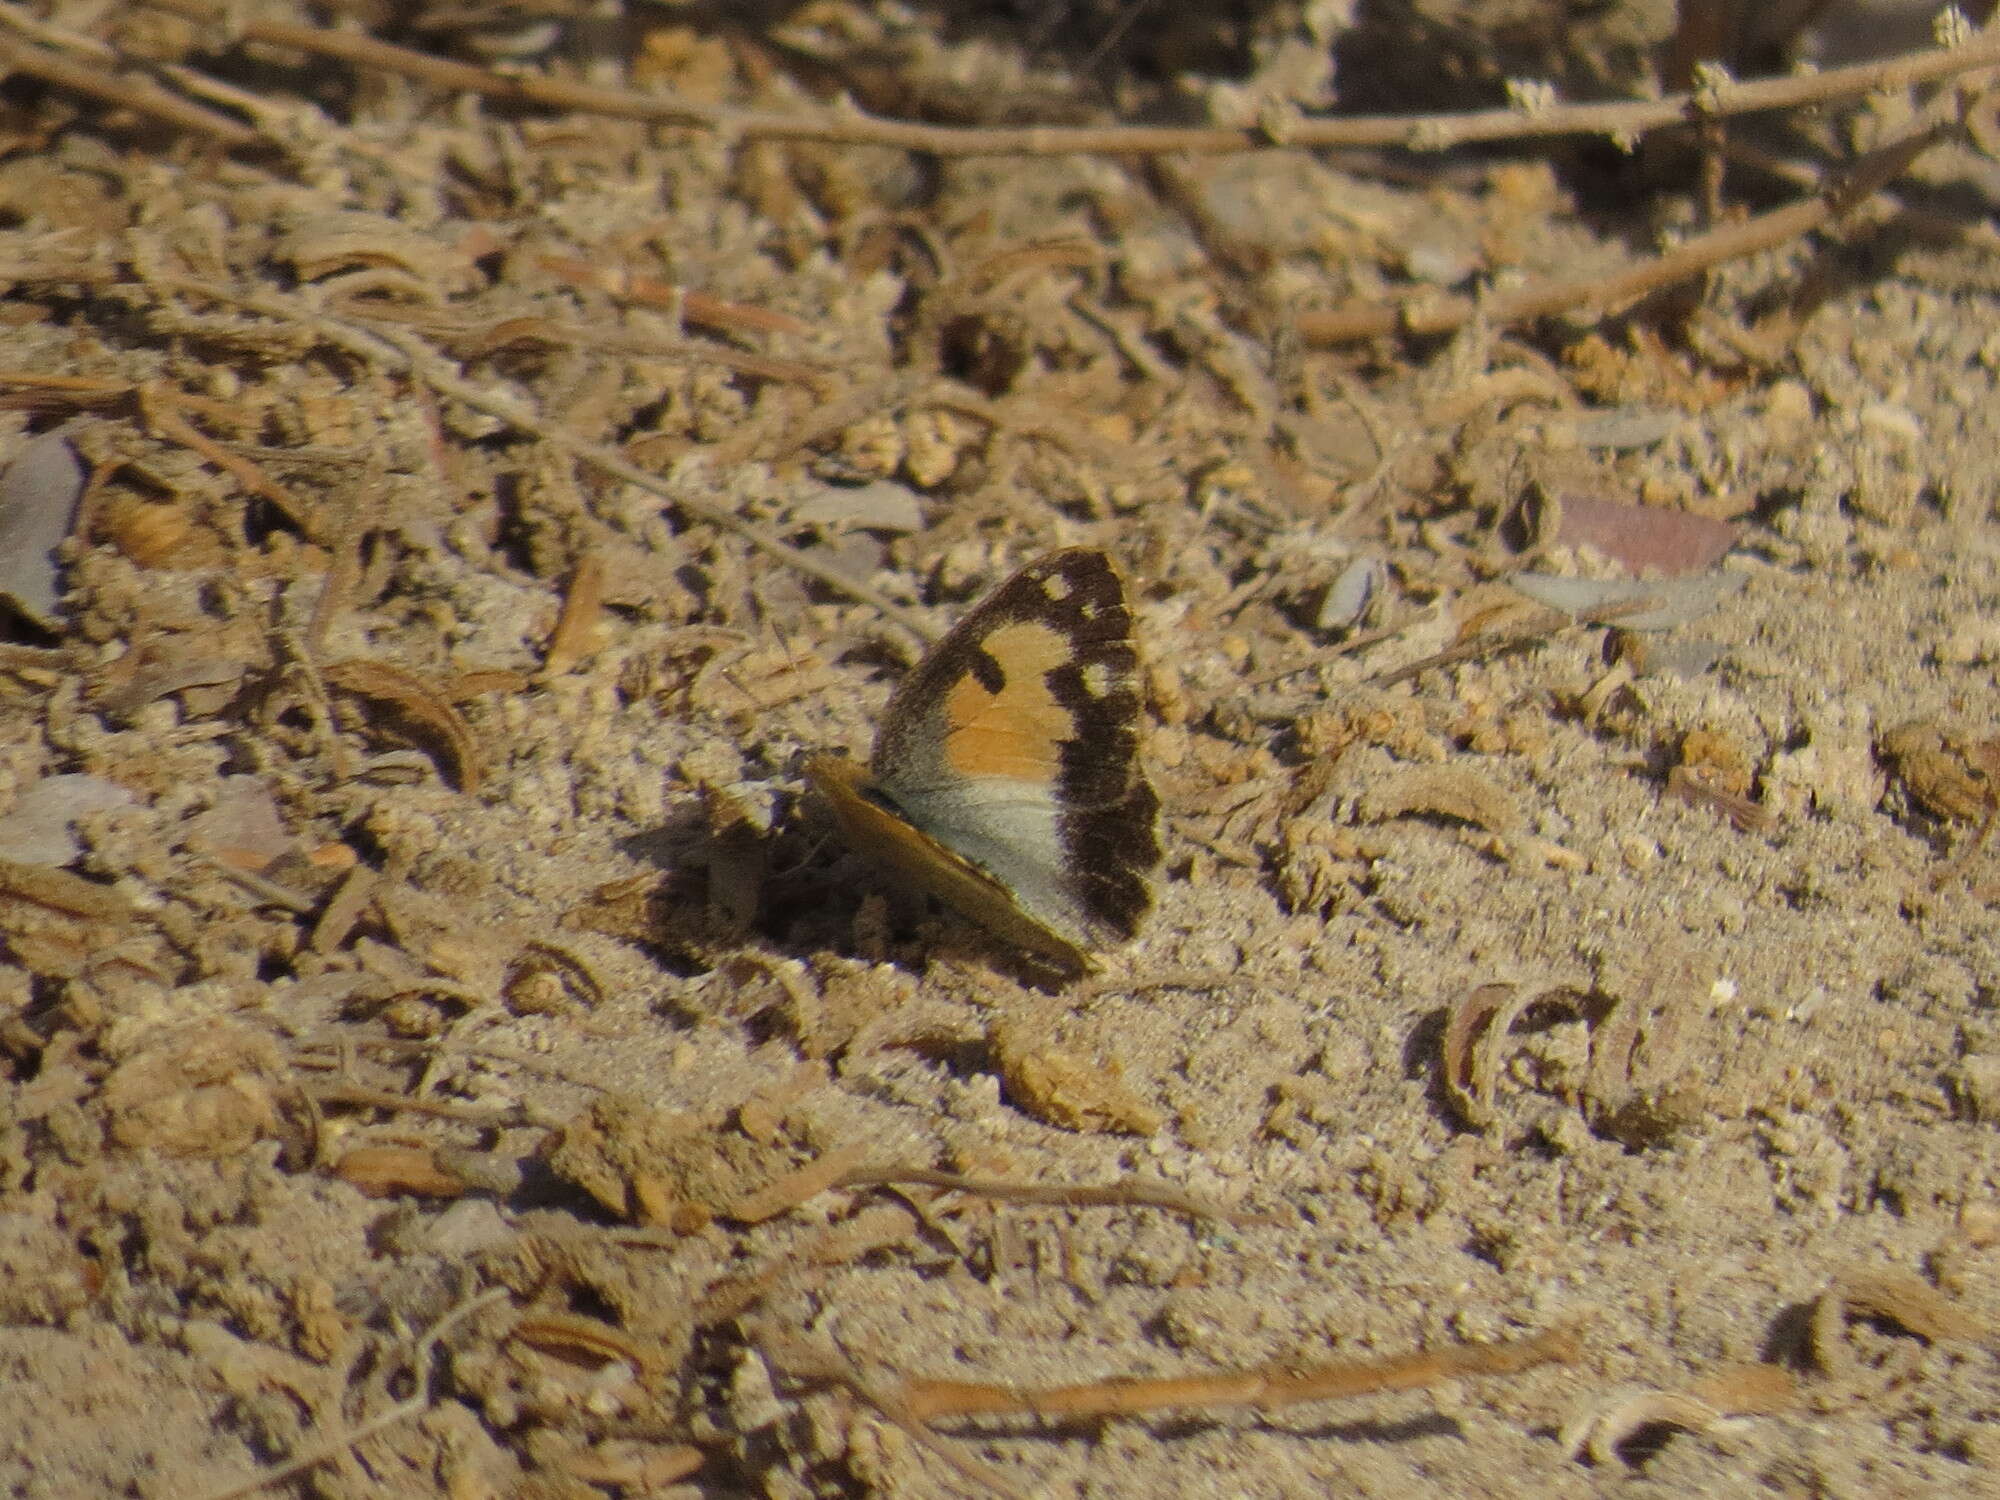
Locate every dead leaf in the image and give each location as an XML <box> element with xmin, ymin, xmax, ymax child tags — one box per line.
<box><xmin>1509</xmin><ymin>570</ymin><xmax>1747</xmax><ymax>630</ymax></box>
<box><xmin>323</xmin><ymin>658</ymin><xmax>484</xmax><ymax>793</ymax></box>
<box><xmin>1554</xmin><ymin>494</ymin><xmax>1739</xmax><ymax>575</ymax></box>
<box><xmin>0</xmin><ymin>857</ymin><xmax>134</xmax><ymax>924</ymax></box>
<box><xmin>0</xmin><ymin>427</ymin><xmax>84</xmax><ymax>630</ymax></box>
<box><xmin>333</xmin><ymin>1144</ymin><xmax>468</xmax><ymax>1198</ymax></box>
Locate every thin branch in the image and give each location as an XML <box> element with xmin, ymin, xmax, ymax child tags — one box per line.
<box><xmin>0</xmin><ymin>16</ymin><xmax>262</xmax><ymax>148</ymax></box>
<box><xmin>895</xmin><ymin>1320</ymin><xmax>1586</xmax><ymax>1423</ymax></box>
<box><xmin>834</xmin><ymin>1165</ymin><xmax>1281</xmax><ymax>1226</ymax></box>
<box><xmin>534</xmin><ymin>255</ymin><xmax>815</xmax><ymax>339</ymax></box>
<box><xmin>1364</xmin><ymin>597</ymin><xmax>1659</xmax><ymax>689</ymax></box>
<box><xmin>1298</xmin><ymin>99</ymin><xmax>1961</xmax><ymax>345</ymax></box>
<box><xmin>306</xmin><ymin>1079</ymin><xmax>525</xmax><ymax>1126</ymax></box>
<box><xmin>131</xmin><ymin>0</ymin><xmax>2000</xmax><ymax>158</ymax></box>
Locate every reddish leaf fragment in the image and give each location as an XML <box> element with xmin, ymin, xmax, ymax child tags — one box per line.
<box><xmin>1554</xmin><ymin>494</ymin><xmax>1739</xmax><ymax>577</ymax></box>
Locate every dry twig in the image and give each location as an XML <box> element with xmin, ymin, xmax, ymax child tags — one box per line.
<box><xmin>833</xmin><ymin>1165</ymin><xmax>1277</xmax><ymax>1225</ymax></box>
<box><xmin>0</xmin><ymin>10</ymin><xmax>263</xmax><ymax>147</ymax></box>
<box><xmin>127</xmin><ymin>0</ymin><xmax>2000</xmax><ymax>160</ymax></box>
<box><xmin>1297</xmin><ymin>91</ymin><xmax>1965</xmax><ymax>345</ymax></box>
<box><xmin>893</xmin><ymin>1320</ymin><xmax>1585</xmax><ymax>1423</ymax></box>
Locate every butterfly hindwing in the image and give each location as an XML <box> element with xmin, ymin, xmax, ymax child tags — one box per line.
<box><xmin>813</xmin><ymin>548</ymin><xmax>1161</xmax><ymax>966</ymax></box>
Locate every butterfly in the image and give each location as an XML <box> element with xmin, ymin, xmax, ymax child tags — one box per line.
<box><xmin>806</xmin><ymin>547</ymin><xmax>1161</xmax><ymax>971</ymax></box>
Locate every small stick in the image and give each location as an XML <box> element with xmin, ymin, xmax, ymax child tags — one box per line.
<box><xmin>1298</xmin><ymin>95</ymin><xmax>1959</xmax><ymax>346</ymax></box>
<box><xmin>896</xmin><ymin>1320</ymin><xmax>1586</xmax><ymax>1423</ymax></box>
<box><xmin>140</xmin><ymin>385</ymin><xmax>320</xmax><ymax>540</ymax></box>
<box><xmin>129</xmin><ymin>0</ymin><xmax>2000</xmax><ymax>160</ymax></box>
<box><xmin>0</xmin><ymin>27</ymin><xmax>261</xmax><ymax>148</ymax></box>
<box><xmin>833</xmin><ymin>1166</ymin><xmax>1279</xmax><ymax>1226</ymax></box>
<box><xmin>1367</xmin><ymin>596</ymin><xmax>1665</xmax><ymax>689</ymax></box>
<box><xmin>534</xmin><ymin>256</ymin><xmax>813</xmax><ymax>338</ymax></box>
<box><xmin>305</xmin><ymin>1079</ymin><xmax>524</xmax><ymax>1126</ymax></box>
<box><xmin>196</xmin><ymin>853</ymin><xmax>319</xmax><ymax>915</ymax></box>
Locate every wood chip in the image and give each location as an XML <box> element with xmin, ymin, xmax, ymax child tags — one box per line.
<box><xmin>332</xmin><ymin>1144</ymin><xmax>468</xmax><ymax>1198</ymax></box>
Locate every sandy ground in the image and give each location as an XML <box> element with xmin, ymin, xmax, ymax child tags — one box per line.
<box><xmin>0</xmin><ymin>2</ymin><xmax>1998</xmax><ymax>1496</ymax></box>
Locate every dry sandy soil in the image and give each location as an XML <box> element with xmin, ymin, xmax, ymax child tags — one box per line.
<box><xmin>1</xmin><ymin>1</ymin><xmax>1998</xmax><ymax>1496</ymax></box>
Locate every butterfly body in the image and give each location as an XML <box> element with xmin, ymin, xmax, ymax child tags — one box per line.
<box><xmin>807</xmin><ymin>548</ymin><xmax>1160</xmax><ymax>969</ymax></box>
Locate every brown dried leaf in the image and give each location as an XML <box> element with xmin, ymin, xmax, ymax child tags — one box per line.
<box><xmin>1441</xmin><ymin>982</ymin><xmax>1516</xmax><ymax>1129</ymax></box>
<box><xmin>1561</xmin><ymin>1355</ymin><xmax>1792</xmax><ymax>1465</ymax></box>
<box><xmin>309</xmin><ymin>864</ymin><xmax>379</xmax><ymax>954</ymax></box>
<box><xmin>274</xmin><ymin>211</ymin><xmax>480</xmax><ymax>292</ymax></box>
<box><xmin>323</xmin><ymin>657</ymin><xmax>483</xmax><ymax>794</ymax></box>
<box><xmin>1687</xmin><ymin>1361</ymin><xmax>1798</xmax><ymax>1415</ymax></box>
<box><xmin>724</xmin><ymin>1142</ymin><xmax>869</xmax><ymax>1224</ymax></box>
<box><xmin>1678</xmin><ymin>729</ymin><xmax>1754</xmax><ymax>797</ymax></box>
<box><xmin>1562</xmin><ymin>1389</ymin><xmax>1727</xmax><ymax>1466</ymax></box>
<box><xmin>1880</xmin><ymin>720</ymin><xmax>1995</xmax><ymax>823</ymax></box>
<box><xmin>106</xmin><ymin>657</ymin><xmax>249</xmax><ymax>720</ymax></box>
<box><xmin>332</xmin><ymin>1144</ymin><xmax>468</xmax><ymax>1198</ymax></box>
<box><xmin>1554</xmin><ymin>494</ymin><xmax>1740</xmax><ymax>576</ymax></box>
<box><xmin>1667</xmin><ymin>764</ymin><xmax>1774</xmax><ymax>833</ymax></box>
<box><xmin>512</xmin><ymin>1313</ymin><xmax>656</xmax><ymax>1380</ymax></box>
<box><xmin>100</xmin><ymin>495</ymin><xmax>198</xmax><ymax>568</ymax></box>
<box><xmin>446</xmin><ymin>669</ymin><xmax>529</xmax><ymax>701</ymax></box>
<box><xmin>1807</xmin><ymin>1268</ymin><xmax>1987</xmax><ymax>1391</ymax></box>
<box><xmin>542</xmin><ymin>551</ymin><xmax>605</xmax><ymax>678</ymax></box>
<box><xmin>544</xmin><ymin>1439</ymin><xmax>703</xmax><ymax>1487</ymax></box>
<box><xmin>1831</xmin><ymin>1269</ymin><xmax>1987</xmax><ymax>1344</ymax></box>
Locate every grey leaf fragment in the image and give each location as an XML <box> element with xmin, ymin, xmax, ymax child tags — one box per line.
<box><xmin>0</xmin><ymin>428</ymin><xmax>85</xmax><ymax>630</ymax></box>
<box><xmin>184</xmin><ymin>776</ymin><xmax>294</xmax><ymax>867</ymax></box>
<box><xmin>0</xmin><ymin>774</ymin><xmax>134</xmax><ymax>866</ymax></box>
<box><xmin>791</xmin><ymin>480</ymin><xmax>926</xmax><ymax>535</ymax></box>
<box><xmin>1509</xmin><ymin>569</ymin><xmax>1747</xmax><ymax>631</ymax></box>
<box><xmin>1317</xmin><ymin>554</ymin><xmax>1381</xmax><ymax>632</ymax></box>
<box><xmin>1631</xmin><ymin>638</ymin><xmax>1727</xmax><ymax>678</ymax></box>
<box><xmin>1567</xmin><ymin>406</ymin><xmax>1679</xmax><ymax>451</ymax></box>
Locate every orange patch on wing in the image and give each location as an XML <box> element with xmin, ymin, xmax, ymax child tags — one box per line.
<box><xmin>940</xmin><ymin>620</ymin><xmax>1077</xmax><ymax>779</ymax></box>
